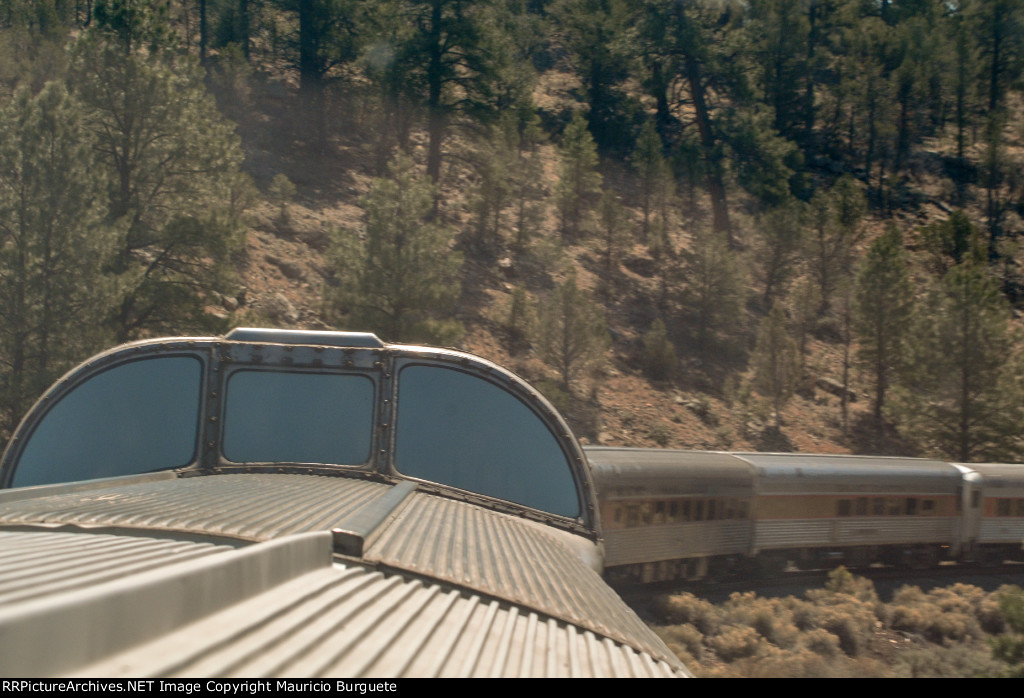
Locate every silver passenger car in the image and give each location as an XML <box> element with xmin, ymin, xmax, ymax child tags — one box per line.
<box><xmin>588</xmin><ymin>449</ymin><xmax>978</xmax><ymax>581</ymax></box>
<box><xmin>587</xmin><ymin>448</ymin><xmax>755</xmax><ymax>582</ymax></box>
<box><xmin>0</xmin><ymin>329</ymin><xmax>689</xmax><ymax>678</ymax></box>
<box><xmin>957</xmin><ymin>462</ymin><xmax>1024</xmax><ymax>564</ymax></box>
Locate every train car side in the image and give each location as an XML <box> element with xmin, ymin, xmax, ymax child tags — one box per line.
<box><xmin>588</xmin><ymin>448</ymin><xmax>756</xmax><ymax>583</ymax></box>
<box><xmin>588</xmin><ymin>448</ymin><xmax>1024</xmax><ymax>583</ymax></box>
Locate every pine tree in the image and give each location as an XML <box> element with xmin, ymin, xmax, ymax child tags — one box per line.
<box><xmin>678</xmin><ymin>227</ymin><xmax>746</xmax><ymax>365</ymax></box>
<box><xmin>327</xmin><ymin>156</ymin><xmax>463</xmax><ymax>345</ymax></box>
<box><xmin>467</xmin><ymin>116</ymin><xmax>516</xmax><ymax>256</ymax></box>
<box><xmin>0</xmin><ymin>83</ymin><xmax>119</xmax><ymax>435</ymax></box>
<box><xmin>596</xmin><ymin>188</ymin><xmax>630</xmax><ymax>296</ymax></box>
<box><xmin>552</xmin><ymin>0</ymin><xmax>636</xmax><ymax>154</ymax></box>
<box><xmin>755</xmin><ymin>198</ymin><xmax>806</xmax><ymax>308</ymax></box>
<box><xmin>535</xmin><ymin>271</ymin><xmax>609</xmax><ymax>393</ymax></box>
<box><xmin>71</xmin><ymin>0</ymin><xmax>248</xmax><ymax>340</ymax></box>
<box><xmin>894</xmin><ymin>255</ymin><xmax>1023</xmax><ymax>462</ymax></box>
<box><xmin>554</xmin><ymin>111</ymin><xmax>602</xmax><ymax>243</ymax></box>
<box><xmin>508</xmin><ymin>105</ymin><xmax>548</xmax><ymax>253</ymax></box>
<box><xmin>752</xmin><ymin>304</ymin><xmax>800</xmax><ymax>430</ymax></box>
<box><xmin>642</xmin><ymin>318</ymin><xmax>677</xmax><ymax>383</ymax></box>
<box><xmin>854</xmin><ymin>226</ymin><xmax>912</xmax><ymax>423</ymax></box>
<box><xmin>632</xmin><ymin>119</ymin><xmax>674</xmax><ymax>244</ymax></box>
<box><xmin>808</xmin><ymin>175</ymin><xmax>867</xmax><ymax>313</ymax></box>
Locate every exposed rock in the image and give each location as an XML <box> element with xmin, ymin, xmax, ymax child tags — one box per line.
<box><xmin>265</xmin><ymin>254</ymin><xmax>306</xmax><ymax>281</ymax></box>
<box><xmin>815</xmin><ymin>377</ymin><xmax>857</xmax><ymax>402</ymax></box>
<box><xmin>262</xmin><ymin>292</ymin><xmax>299</xmax><ymax>324</ymax></box>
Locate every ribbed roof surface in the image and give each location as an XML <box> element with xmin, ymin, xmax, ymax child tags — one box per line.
<box><xmin>0</xmin><ymin>473</ymin><xmax>688</xmax><ymax>676</ymax></box>
<box><xmin>76</xmin><ymin>561</ymin><xmax>687</xmax><ymax>678</ymax></box>
<box><xmin>364</xmin><ymin>491</ymin><xmax>678</xmax><ymax>666</ymax></box>
<box><xmin>0</xmin><ymin>530</ymin><xmax>236</xmax><ymax>606</ymax></box>
<box><xmin>0</xmin><ymin>474</ymin><xmax>391</xmax><ymax>540</ymax></box>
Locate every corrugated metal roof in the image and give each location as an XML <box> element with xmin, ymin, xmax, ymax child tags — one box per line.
<box><xmin>0</xmin><ymin>474</ymin><xmax>392</xmax><ymax>541</ymax></box>
<box><xmin>75</xmin><ymin>559</ymin><xmax>688</xmax><ymax>678</ymax></box>
<box><xmin>0</xmin><ymin>530</ymin><xmax>236</xmax><ymax>606</ymax></box>
<box><xmin>363</xmin><ymin>491</ymin><xmax>680</xmax><ymax>668</ymax></box>
<box><xmin>0</xmin><ymin>473</ymin><xmax>687</xmax><ymax>675</ymax></box>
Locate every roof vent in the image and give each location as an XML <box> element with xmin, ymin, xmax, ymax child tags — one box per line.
<box><xmin>225</xmin><ymin>328</ymin><xmax>385</xmax><ymax>348</ymax></box>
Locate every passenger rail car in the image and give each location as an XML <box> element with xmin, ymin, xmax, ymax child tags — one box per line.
<box><xmin>0</xmin><ymin>330</ymin><xmax>690</xmax><ymax>678</ymax></box>
<box><xmin>587</xmin><ymin>447</ymin><xmax>1024</xmax><ymax>583</ymax></box>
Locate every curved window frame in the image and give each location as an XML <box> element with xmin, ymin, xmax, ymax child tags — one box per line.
<box><xmin>388</xmin><ymin>360</ymin><xmax>585</xmax><ymax>521</ymax></box>
<box><xmin>3</xmin><ymin>350</ymin><xmax>208</xmax><ymax>489</ymax></box>
<box><xmin>218</xmin><ymin>366</ymin><xmax>378</xmax><ymax>469</ymax></box>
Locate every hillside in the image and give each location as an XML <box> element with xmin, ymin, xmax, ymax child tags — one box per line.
<box><xmin>1</xmin><ymin>0</ymin><xmax>1022</xmax><ymax>462</ymax></box>
<box><xmin>220</xmin><ymin>73</ymin><xmax>1020</xmax><ymax>459</ymax></box>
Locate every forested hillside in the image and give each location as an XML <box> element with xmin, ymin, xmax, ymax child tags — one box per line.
<box><xmin>1</xmin><ymin>0</ymin><xmax>1023</xmax><ymax>461</ymax></box>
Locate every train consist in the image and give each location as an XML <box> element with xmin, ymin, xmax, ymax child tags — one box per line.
<box><xmin>587</xmin><ymin>447</ymin><xmax>1024</xmax><ymax>583</ymax></box>
<box><xmin>0</xmin><ymin>330</ymin><xmax>689</xmax><ymax>678</ymax></box>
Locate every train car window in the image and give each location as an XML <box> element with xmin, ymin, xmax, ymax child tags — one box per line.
<box><xmin>922</xmin><ymin>499</ymin><xmax>935</xmax><ymax>514</ymax></box>
<box><xmin>394</xmin><ymin>365</ymin><xmax>579</xmax><ymax>518</ymax></box>
<box><xmin>613</xmin><ymin>506</ymin><xmax>622</xmax><ymax>524</ymax></box>
<box><xmin>888</xmin><ymin>498</ymin><xmax>901</xmax><ymax>516</ymax></box>
<box><xmin>642</xmin><ymin>503</ymin><xmax>653</xmax><ymax>525</ymax></box>
<box><xmin>997</xmin><ymin>499</ymin><xmax>1011</xmax><ymax>517</ymax></box>
<box><xmin>1017</xmin><ymin>500</ymin><xmax>1024</xmax><ymax>517</ymax></box>
<box><xmin>695</xmin><ymin>500</ymin><xmax>705</xmax><ymax>522</ymax></box>
<box><xmin>223</xmin><ymin>371</ymin><xmax>374</xmax><ymax>466</ymax></box>
<box><xmin>837</xmin><ymin>499</ymin><xmax>852</xmax><ymax>517</ymax></box>
<box><xmin>872</xmin><ymin>498</ymin><xmax>885</xmax><ymax>516</ymax></box>
<box><xmin>669</xmin><ymin>501</ymin><xmax>679</xmax><ymax>522</ymax></box>
<box><xmin>627</xmin><ymin>505</ymin><xmax>639</xmax><ymax>527</ymax></box>
<box><xmin>682</xmin><ymin>500</ymin><xmax>691</xmax><ymax>522</ymax></box>
<box><xmin>855</xmin><ymin>498</ymin><xmax>868</xmax><ymax>516</ymax></box>
<box><xmin>738</xmin><ymin>500</ymin><xmax>749</xmax><ymax>520</ymax></box>
<box><xmin>971</xmin><ymin>490</ymin><xmax>981</xmax><ymax>508</ymax></box>
<box><xmin>12</xmin><ymin>356</ymin><xmax>202</xmax><ymax>487</ymax></box>
<box><xmin>654</xmin><ymin>501</ymin><xmax>666</xmax><ymax>523</ymax></box>
<box><xmin>707</xmin><ymin>499</ymin><xmax>717</xmax><ymax>521</ymax></box>
<box><xmin>906</xmin><ymin>498</ymin><xmax>918</xmax><ymax>516</ymax></box>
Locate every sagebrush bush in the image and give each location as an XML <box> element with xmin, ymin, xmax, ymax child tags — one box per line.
<box><xmin>651</xmin><ymin>576</ymin><xmax>1021</xmax><ymax>677</ymax></box>
<box><xmin>709</xmin><ymin>625</ymin><xmax>762</xmax><ymax>661</ymax></box>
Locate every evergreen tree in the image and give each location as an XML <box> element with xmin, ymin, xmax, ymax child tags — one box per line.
<box><xmin>508</xmin><ymin>104</ymin><xmax>548</xmax><ymax>253</ymax></box>
<box><xmin>554</xmin><ymin>111</ymin><xmax>602</xmax><ymax>243</ymax></box>
<box><xmin>894</xmin><ymin>255</ymin><xmax>1023</xmax><ymax>462</ymax></box>
<box><xmin>854</xmin><ymin>226</ymin><xmax>912</xmax><ymax>423</ymax></box>
<box><xmin>71</xmin><ymin>0</ymin><xmax>248</xmax><ymax>340</ymax></box>
<box><xmin>0</xmin><ymin>83</ymin><xmax>119</xmax><ymax>435</ymax></box>
<box><xmin>552</xmin><ymin>0</ymin><xmax>637</xmax><ymax>154</ymax></box>
<box><xmin>596</xmin><ymin>188</ymin><xmax>629</xmax><ymax>295</ymax></box>
<box><xmin>919</xmin><ymin>210</ymin><xmax>975</xmax><ymax>276</ymax></box>
<box><xmin>467</xmin><ymin>115</ymin><xmax>516</xmax><ymax>256</ymax></box>
<box><xmin>755</xmin><ymin>198</ymin><xmax>806</xmax><ymax>308</ymax></box>
<box><xmin>637</xmin><ymin>0</ymin><xmax>733</xmax><ymax>238</ymax></box>
<box><xmin>327</xmin><ymin>156</ymin><xmax>463</xmax><ymax>345</ymax></box>
<box><xmin>370</xmin><ymin>0</ymin><xmax>501</xmax><ymax>184</ymax></box>
<box><xmin>642</xmin><ymin>317</ymin><xmax>677</xmax><ymax>383</ymax></box>
<box><xmin>535</xmin><ymin>270</ymin><xmax>608</xmax><ymax>393</ymax></box>
<box><xmin>632</xmin><ymin>119</ymin><xmax>673</xmax><ymax>244</ymax></box>
<box><xmin>807</xmin><ymin>175</ymin><xmax>867</xmax><ymax>313</ymax></box>
<box><xmin>290</xmin><ymin>0</ymin><xmax>361</xmax><ymax>149</ymax></box>
<box><xmin>678</xmin><ymin>226</ymin><xmax>746</xmax><ymax>365</ymax></box>
<box><xmin>752</xmin><ymin>304</ymin><xmax>800</xmax><ymax>430</ymax></box>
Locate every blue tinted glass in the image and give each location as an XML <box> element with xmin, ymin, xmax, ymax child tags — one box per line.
<box><xmin>13</xmin><ymin>357</ymin><xmax>202</xmax><ymax>487</ymax></box>
<box><xmin>395</xmin><ymin>365</ymin><xmax>579</xmax><ymax>518</ymax></box>
<box><xmin>223</xmin><ymin>371</ymin><xmax>373</xmax><ymax>465</ymax></box>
